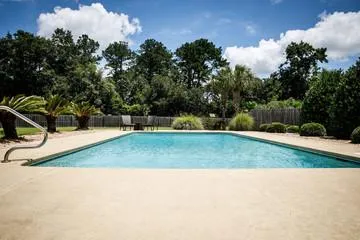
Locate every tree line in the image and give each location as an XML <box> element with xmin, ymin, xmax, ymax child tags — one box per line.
<box><xmin>0</xmin><ymin>28</ymin><xmax>359</xmax><ymax>139</ymax></box>
<box><xmin>0</xmin><ymin>28</ymin><xmax>325</xmax><ymax>115</ymax></box>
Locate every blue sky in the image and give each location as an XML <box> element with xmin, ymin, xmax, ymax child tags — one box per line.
<box><xmin>0</xmin><ymin>0</ymin><xmax>359</xmax><ymax>76</ymax></box>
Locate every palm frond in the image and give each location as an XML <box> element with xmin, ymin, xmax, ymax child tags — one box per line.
<box><xmin>70</xmin><ymin>102</ymin><xmax>102</xmax><ymax>118</ymax></box>
<box><xmin>44</xmin><ymin>95</ymin><xmax>69</xmax><ymax>117</ymax></box>
<box><xmin>0</xmin><ymin>95</ymin><xmax>45</xmax><ymax>113</ymax></box>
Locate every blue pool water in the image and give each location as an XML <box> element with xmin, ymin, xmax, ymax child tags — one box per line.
<box><xmin>34</xmin><ymin>133</ymin><xmax>360</xmax><ymax>168</ymax></box>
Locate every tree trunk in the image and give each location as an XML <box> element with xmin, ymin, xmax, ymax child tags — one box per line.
<box><xmin>76</xmin><ymin>116</ymin><xmax>90</xmax><ymax>130</ymax></box>
<box><xmin>232</xmin><ymin>91</ymin><xmax>241</xmax><ymax>113</ymax></box>
<box><xmin>0</xmin><ymin>112</ymin><xmax>18</xmax><ymax>139</ymax></box>
<box><xmin>46</xmin><ymin>115</ymin><xmax>57</xmax><ymax>133</ymax></box>
<box><xmin>221</xmin><ymin>102</ymin><xmax>226</xmax><ymax>120</ymax></box>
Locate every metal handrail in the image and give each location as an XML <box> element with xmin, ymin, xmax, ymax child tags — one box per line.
<box><xmin>0</xmin><ymin>106</ymin><xmax>48</xmax><ymax>163</ymax></box>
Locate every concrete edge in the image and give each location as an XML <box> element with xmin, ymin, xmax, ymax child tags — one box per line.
<box><xmin>26</xmin><ymin>132</ymin><xmax>134</xmax><ymax>166</ymax></box>
<box><xmin>231</xmin><ymin>132</ymin><xmax>360</xmax><ymax>163</ymax></box>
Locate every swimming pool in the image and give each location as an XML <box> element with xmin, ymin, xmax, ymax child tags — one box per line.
<box><xmin>34</xmin><ymin>132</ymin><xmax>360</xmax><ymax>168</ymax></box>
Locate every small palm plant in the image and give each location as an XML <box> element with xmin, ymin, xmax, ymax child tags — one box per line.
<box><xmin>211</xmin><ymin>67</ymin><xmax>233</xmax><ymax>120</ymax></box>
<box><xmin>42</xmin><ymin>95</ymin><xmax>69</xmax><ymax>133</ymax></box>
<box><xmin>70</xmin><ymin>102</ymin><xmax>101</xmax><ymax>130</ymax></box>
<box><xmin>0</xmin><ymin>95</ymin><xmax>44</xmax><ymax>139</ymax></box>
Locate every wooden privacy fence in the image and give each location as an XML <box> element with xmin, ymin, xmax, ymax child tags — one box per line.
<box><xmin>14</xmin><ymin>115</ymin><xmax>179</xmax><ymax>128</ymax></box>
<box><xmin>249</xmin><ymin>108</ymin><xmax>301</xmax><ymax>127</ymax></box>
<box><xmin>13</xmin><ymin>109</ymin><xmax>300</xmax><ymax>128</ymax></box>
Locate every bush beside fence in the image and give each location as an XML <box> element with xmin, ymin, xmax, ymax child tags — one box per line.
<box><xmin>10</xmin><ymin>109</ymin><xmax>300</xmax><ymax>129</ymax></box>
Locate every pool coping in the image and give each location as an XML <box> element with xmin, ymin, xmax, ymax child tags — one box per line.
<box><xmin>230</xmin><ymin>132</ymin><xmax>360</xmax><ymax>164</ymax></box>
<box><xmin>25</xmin><ymin>132</ymin><xmax>133</xmax><ymax>166</ymax></box>
<box><xmin>27</xmin><ymin>130</ymin><xmax>360</xmax><ymax>167</ymax></box>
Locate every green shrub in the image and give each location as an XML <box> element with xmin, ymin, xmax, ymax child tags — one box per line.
<box><xmin>301</xmin><ymin>70</ymin><xmax>341</xmax><ymax>129</ymax></box>
<box><xmin>228</xmin><ymin>113</ymin><xmax>254</xmax><ymax>131</ymax></box>
<box><xmin>329</xmin><ymin>59</ymin><xmax>360</xmax><ymax>138</ymax></box>
<box><xmin>266</xmin><ymin>122</ymin><xmax>286</xmax><ymax>133</ymax></box>
<box><xmin>122</xmin><ymin>104</ymin><xmax>150</xmax><ymax>116</ymax></box>
<box><xmin>172</xmin><ymin>115</ymin><xmax>204</xmax><ymax>130</ymax></box>
<box><xmin>300</xmin><ymin>123</ymin><xmax>326</xmax><ymax>137</ymax></box>
<box><xmin>259</xmin><ymin>124</ymin><xmax>270</xmax><ymax>132</ymax></box>
<box><xmin>350</xmin><ymin>126</ymin><xmax>360</xmax><ymax>144</ymax></box>
<box><xmin>255</xmin><ymin>98</ymin><xmax>302</xmax><ymax>110</ymax></box>
<box><xmin>202</xmin><ymin>118</ymin><xmax>226</xmax><ymax>130</ymax></box>
<box><xmin>286</xmin><ymin>125</ymin><xmax>300</xmax><ymax>133</ymax></box>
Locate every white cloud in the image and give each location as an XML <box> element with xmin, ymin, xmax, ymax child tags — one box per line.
<box><xmin>224</xmin><ymin>11</ymin><xmax>360</xmax><ymax>76</ymax></box>
<box><xmin>37</xmin><ymin>3</ymin><xmax>141</xmax><ymax>51</ymax></box>
<box><xmin>245</xmin><ymin>24</ymin><xmax>256</xmax><ymax>35</ymax></box>
<box><xmin>270</xmin><ymin>0</ymin><xmax>283</xmax><ymax>5</ymax></box>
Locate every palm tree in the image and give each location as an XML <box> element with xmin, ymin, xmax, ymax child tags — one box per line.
<box><xmin>0</xmin><ymin>95</ymin><xmax>44</xmax><ymax>139</ymax></box>
<box><xmin>70</xmin><ymin>102</ymin><xmax>101</xmax><ymax>130</ymax></box>
<box><xmin>42</xmin><ymin>95</ymin><xmax>69</xmax><ymax>133</ymax></box>
<box><xmin>211</xmin><ymin>67</ymin><xmax>233</xmax><ymax>119</ymax></box>
<box><xmin>232</xmin><ymin>65</ymin><xmax>255</xmax><ymax>113</ymax></box>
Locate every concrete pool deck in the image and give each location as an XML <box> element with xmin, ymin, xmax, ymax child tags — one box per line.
<box><xmin>1</xmin><ymin>130</ymin><xmax>360</xmax><ymax>239</ymax></box>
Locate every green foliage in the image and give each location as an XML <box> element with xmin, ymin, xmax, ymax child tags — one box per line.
<box><xmin>43</xmin><ymin>95</ymin><xmax>69</xmax><ymax>117</ymax></box>
<box><xmin>76</xmin><ymin>34</ymin><xmax>100</xmax><ymax>63</ymax></box>
<box><xmin>122</xmin><ymin>104</ymin><xmax>150</xmax><ymax>116</ymax></box>
<box><xmin>228</xmin><ymin>113</ymin><xmax>254</xmax><ymax>131</ymax></box>
<box><xmin>211</xmin><ymin>65</ymin><xmax>259</xmax><ymax>116</ymax></box>
<box><xmin>176</xmin><ymin>38</ymin><xmax>227</xmax><ymax>88</ymax></box>
<box><xmin>172</xmin><ymin>115</ymin><xmax>204</xmax><ymax>130</ymax></box>
<box><xmin>274</xmin><ymin>41</ymin><xmax>327</xmax><ymax>99</ymax></box>
<box><xmin>210</xmin><ymin>67</ymin><xmax>233</xmax><ymax>119</ymax></box>
<box><xmin>300</xmin><ymin>123</ymin><xmax>326</xmax><ymax>137</ymax></box>
<box><xmin>202</xmin><ymin>118</ymin><xmax>226</xmax><ymax>130</ymax></box>
<box><xmin>0</xmin><ymin>95</ymin><xmax>45</xmax><ymax>139</ymax></box>
<box><xmin>261</xmin><ymin>76</ymin><xmax>282</xmax><ymax>102</ymax></box>
<box><xmin>97</xmin><ymin>79</ymin><xmax>123</xmax><ymax>114</ymax></box>
<box><xmin>255</xmin><ymin>98</ymin><xmax>302</xmax><ymax>110</ymax></box>
<box><xmin>0</xmin><ymin>31</ymin><xmax>54</xmax><ymax>98</ymax></box>
<box><xmin>1</xmin><ymin>27</ymin><xmax>360</xmax><ymax>134</ymax></box>
<box><xmin>70</xmin><ymin>102</ymin><xmax>101</xmax><ymax>130</ymax></box>
<box><xmin>0</xmin><ymin>95</ymin><xmax>44</xmax><ymax>113</ymax></box>
<box><xmin>42</xmin><ymin>95</ymin><xmax>70</xmax><ymax>132</ymax></box>
<box><xmin>259</xmin><ymin>123</ymin><xmax>270</xmax><ymax>132</ymax></box>
<box><xmin>137</xmin><ymin>39</ymin><xmax>173</xmax><ymax>83</ymax></box>
<box><xmin>350</xmin><ymin>126</ymin><xmax>360</xmax><ymax>144</ymax></box>
<box><xmin>70</xmin><ymin>102</ymin><xmax>101</xmax><ymax>118</ymax></box>
<box><xmin>232</xmin><ymin>65</ymin><xmax>257</xmax><ymax>113</ymax></box>
<box><xmin>266</xmin><ymin>122</ymin><xmax>286</xmax><ymax>133</ymax></box>
<box><xmin>103</xmin><ymin>41</ymin><xmax>134</xmax><ymax>98</ymax></box>
<box><xmin>244</xmin><ymin>101</ymin><xmax>258</xmax><ymax>111</ymax></box>
<box><xmin>301</xmin><ymin>69</ymin><xmax>342</xmax><ymax>128</ymax></box>
<box><xmin>103</xmin><ymin>41</ymin><xmax>133</xmax><ymax>77</ymax></box>
<box><xmin>329</xmin><ymin>58</ymin><xmax>360</xmax><ymax>138</ymax></box>
<box><xmin>286</xmin><ymin>125</ymin><xmax>300</xmax><ymax>133</ymax></box>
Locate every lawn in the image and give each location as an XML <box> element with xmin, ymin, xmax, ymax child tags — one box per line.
<box><xmin>0</xmin><ymin>127</ymin><xmax>76</xmax><ymax>138</ymax></box>
<box><xmin>0</xmin><ymin>126</ymin><xmax>173</xmax><ymax>138</ymax></box>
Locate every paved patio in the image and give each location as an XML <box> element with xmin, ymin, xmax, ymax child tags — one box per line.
<box><xmin>1</xmin><ymin>130</ymin><xmax>360</xmax><ymax>239</ymax></box>
<box><xmin>1</xmin><ymin>167</ymin><xmax>360</xmax><ymax>240</ymax></box>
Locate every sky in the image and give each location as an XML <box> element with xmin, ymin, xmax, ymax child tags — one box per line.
<box><xmin>0</xmin><ymin>0</ymin><xmax>359</xmax><ymax>77</ymax></box>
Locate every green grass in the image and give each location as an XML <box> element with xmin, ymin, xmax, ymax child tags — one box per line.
<box><xmin>0</xmin><ymin>127</ymin><xmax>76</xmax><ymax>138</ymax></box>
<box><xmin>0</xmin><ymin>126</ymin><xmax>173</xmax><ymax>138</ymax></box>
